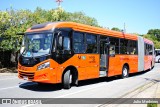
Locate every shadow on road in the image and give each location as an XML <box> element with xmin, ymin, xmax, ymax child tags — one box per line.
<box><xmin>19</xmin><ymin>68</ymin><xmax>153</xmax><ymax>92</ymax></box>
<box><xmin>19</xmin><ymin>82</ymin><xmax>63</xmax><ymax>92</ymax></box>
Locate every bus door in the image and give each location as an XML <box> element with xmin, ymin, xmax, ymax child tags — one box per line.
<box><xmin>100</xmin><ymin>41</ymin><xmax>109</xmax><ymax>77</ymax></box>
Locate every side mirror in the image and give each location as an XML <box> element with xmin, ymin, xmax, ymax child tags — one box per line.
<box><xmin>20</xmin><ymin>46</ymin><xmax>25</xmax><ymax>54</ymax></box>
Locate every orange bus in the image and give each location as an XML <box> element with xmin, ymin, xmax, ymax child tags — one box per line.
<box><xmin>18</xmin><ymin>22</ymin><xmax>155</xmax><ymax>89</ymax></box>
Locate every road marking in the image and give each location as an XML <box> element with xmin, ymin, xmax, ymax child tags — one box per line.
<box><xmin>0</xmin><ymin>82</ymin><xmax>37</xmax><ymax>91</ymax></box>
<box><xmin>56</xmin><ymin>83</ymin><xmax>106</xmax><ymax>98</ymax></box>
<box><xmin>0</xmin><ymin>86</ymin><xmax>19</xmax><ymax>91</ymax></box>
<box><xmin>21</xmin><ymin>82</ymin><xmax>107</xmax><ymax>107</ymax></box>
<box><xmin>0</xmin><ymin>77</ymin><xmax>17</xmax><ymax>81</ymax></box>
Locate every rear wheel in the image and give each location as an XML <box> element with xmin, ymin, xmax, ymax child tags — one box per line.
<box><xmin>158</xmin><ymin>58</ymin><xmax>160</xmax><ymax>63</ymax></box>
<box><xmin>122</xmin><ymin>65</ymin><xmax>129</xmax><ymax>79</ymax></box>
<box><xmin>63</xmin><ymin>70</ymin><xmax>72</xmax><ymax>89</ymax></box>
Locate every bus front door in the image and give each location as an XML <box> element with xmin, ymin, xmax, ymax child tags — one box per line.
<box><xmin>100</xmin><ymin>42</ymin><xmax>109</xmax><ymax>77</ymax></box>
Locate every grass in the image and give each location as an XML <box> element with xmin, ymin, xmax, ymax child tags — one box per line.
<box><xmin>147</xmin><ymin>103</ymin><xmax>158</xmax><ymax>107</ymax></box>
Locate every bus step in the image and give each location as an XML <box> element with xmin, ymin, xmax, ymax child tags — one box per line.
<box><xmin>99</xmin><ymin>71</ymin><xmax>107</xmax><ymax>77</ymax></box>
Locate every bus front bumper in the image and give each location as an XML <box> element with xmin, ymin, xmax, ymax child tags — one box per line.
<box><xmin>18</xmin><ymin>68</ymin><xmax>57</xmax><ymax>84</ymax></box>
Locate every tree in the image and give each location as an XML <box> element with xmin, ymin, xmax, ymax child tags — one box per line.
<box><xmin>0</xmin><ymin>7</ymin><xmax>100</xmax><ymax>52</ymax></box>
<box><xmin>111</xmin><ymin>27</ymin><xmax>121</xmax><ymax>32</ymax></box>
<box><xmin>147</xmin><ymin>29</ymin><xmax>160</xmax><ymax>41</ymax></box>
<box><xmin>143</xmin><ymin>34</ymin><xmax>160</xmax><ymax>49</ymax></box>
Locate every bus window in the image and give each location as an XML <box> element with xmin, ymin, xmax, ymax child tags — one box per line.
<box><xmin>109</xmin><ymin>37</ymin><xmax>119</xmax><ymax>54</ymax></box>
<box><xmin>73</xmin><ymin>32</ymin><xmax>85</xmax><ymax>53</ymax></box>
<box><xmin>144</xmin><ymin>43</ymin><xmax>153</xmax><ymax>55</ymax></box>
<box><xmin>86</xmin><ymin>34</ymin><xmax>97</xmax><ymax>53</ymax></box>
<box><xmin>149</xmin><ymin>45</ymin><xmax>153</xmax><ymax>55</ymax></box>
<box><xmin>130</xmin><ymin>40</ymin><xmax>138</xmax><ymax>55</ymax></box>
<box><xmin>109</xmin><ymin>45</ymin><xmax>115</xmax><ymax>56</ymax></box>
<box><xmin>120</xmin><ymin>39</ymin><xmax>128</xmax><ymax>54</ymax></box>
<box><xmin>57</xmin><ymin>30</ymin><xmax>71</xmax><ymax>53</ymax></box>
<box><xmin>63</xmin><ymin>37</ymin><xmax>70</xmax><ymax>50</ymax></box>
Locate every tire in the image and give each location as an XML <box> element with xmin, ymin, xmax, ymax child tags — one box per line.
<box><xmin>63</xmin><ymin>70</ymin><xmax>72</xmax><ymax>89</ymax></box>
<box><xmin>74</xmin><ymin>77</ymin><xmax>78</xmax><ymax>87</ymax></box>
<box><xmin>73</xmin><ymin>72</ymin><xmax>78</xmax><ymax>86</ymax></box>
<box><xmin>158</xmin><ymin>58</ymin><xmax>160</xmax><ymax>63</ymax></box>
<box><xmin>122</xmin><ymin>65</ymin><xmax>129</xmax><ymax>79</ymax></box>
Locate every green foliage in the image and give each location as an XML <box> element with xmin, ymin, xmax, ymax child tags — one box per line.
<box><xmin>0</xmin><ymin>7</ymin><xmax>99</xmax><ymax>51</ymax></box>
<box><xmin>144</xmin><ymin>33</ymin><xmax>160</xmax><ymax>49</ymax></box>
<box><xmin>147</xmin><ymin>103</ymin><xmax>157</xmax><ymax>107</ymax></box>
<box><xmin>111</xmin><ymin>27</ymin><xmax>121</xmax><ymax>32</ymax></box>
<box><xmin>147</xmin><ymin>29</ymin><xmax>160</xmax><ymax>41</ymax></box>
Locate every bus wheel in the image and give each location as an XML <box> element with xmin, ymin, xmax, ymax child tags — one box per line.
<box><xmin>63</xmin><ymin>70</ymin><xmax>72</xmax><ymax>89</ymax></box>
<box><xmin>122</xmin><ymin>65</ymin><xmax>129</xmax><ymax>79</ymax></box>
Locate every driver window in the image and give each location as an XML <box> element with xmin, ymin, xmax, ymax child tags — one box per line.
<box><xmin>57</xmin><ymin>30</ymin><xmax>71</xmax><ymax>51</ymax></box>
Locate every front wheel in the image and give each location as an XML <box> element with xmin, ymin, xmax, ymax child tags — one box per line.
<box><xmin>63</xmin><ymin>70</ymin><xmax>72</xmax><ymax>89</ymax></box>
<box><xmin>122</xmin><ymin>65</ymin><xmax>129</xmax><ymax>79</ymax></box>
<box><xmin>158</xmin><ymin>58</ymin><xmax>160</xmax><ymax>63</ymax></box>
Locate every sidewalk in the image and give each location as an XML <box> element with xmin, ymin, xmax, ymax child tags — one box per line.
<box><xmin>101</xmin><ymin>78</ymin><xmax>160</xmax><ymax>107</ymax></box>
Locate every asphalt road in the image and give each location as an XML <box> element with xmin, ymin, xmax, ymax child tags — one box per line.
<box><xmin>0</xmin><ymin>63</ymin><xmax>160</xmax><ymax>107</ymax></box>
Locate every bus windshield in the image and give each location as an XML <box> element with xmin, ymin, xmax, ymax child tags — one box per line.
<box><xmin>22</xmin><ymin>33</ymin><xmax>53</xmax><ymax>57</ymax></box>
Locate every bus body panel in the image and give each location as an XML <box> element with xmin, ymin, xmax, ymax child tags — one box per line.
<box><xmin>59</xmin><ymin>54</ymin><xmax>100</xmax><ymax>80</ymax></box>
<box><xmin>144</xmin><ymin>56</ymin><xmax>152</xmax><ymax>71</ymax></box>
<box><xmin>108</xmin><ymin>55</ymin><xmax>138</xmax><ymax>77</ymax></box>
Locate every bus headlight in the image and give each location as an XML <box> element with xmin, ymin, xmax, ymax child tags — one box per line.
<box><xmin>37</xmin><ymin>62</ymin><xmax>50</xmax><ymax>70</ymax></box>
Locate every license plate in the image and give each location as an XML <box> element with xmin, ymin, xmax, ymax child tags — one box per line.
<box><xmin>23</xmin><ymin>76</ymin><xmax>28</xmax><ymax>80</ymax></box>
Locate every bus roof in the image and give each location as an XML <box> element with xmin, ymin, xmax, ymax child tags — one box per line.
<box><xmin>144</xmin><ymin>38</ymin><xmax>154</xmax><ymax>45</ymax></box>
<box><xmin>26</xmin><ymin>22</ymin><xmax>139</xmax><ymax>40</ymax></box>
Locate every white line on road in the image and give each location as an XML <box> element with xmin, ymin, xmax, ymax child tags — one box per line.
<box><xmin>21</xmin><ymin>82</ymin><xmax>107</xmax><ymax>107</ymax></box>
<box><xmin>0</xmin><ymin>86</ymin><xmax>18</xmax><ymax>91</ymax></box>
<box><xmin>0</xmin><ymin>77</ymin><xmax>17</xmax><ymax>81</ymax></box>
<box><xmin>0</xmin><ymin>83</ymin><xmax>37</xmax><ymax>91</ymax></box>
<box><xmin>56</xmin><ymin>83</ymin><xmax>107</xmax><ymax>98</ymax></box>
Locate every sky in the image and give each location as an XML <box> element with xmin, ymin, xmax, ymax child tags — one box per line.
<box><xmin>0</xmin><ymin>0</ymin><xmax>160</xmax><ymax>34</ymax></box>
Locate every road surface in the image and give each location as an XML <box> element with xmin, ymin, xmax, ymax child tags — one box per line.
<box><xmin>0</xmin><ymin>63</ymin><xmax>160</xmax><ymax>107</ymax></box>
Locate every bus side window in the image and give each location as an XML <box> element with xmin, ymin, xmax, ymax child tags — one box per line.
<box><xmin>73</xmin><ymin>32</ymin><xmax>85</xmax><ymax>53</ymax></box>
<box><xmin>57</xmin><ymin>30</ymin><xmax>71</xmax><ymax>53</ymax></box>
<box><xmin>109</xmin><ymin>37</ymin><xmax>119</xmax><ymax>54</ymax></box>
<box><xmin>86</xmin><ymin>34</ymin><xmax>98</xmax><ymax>53</ymax></box>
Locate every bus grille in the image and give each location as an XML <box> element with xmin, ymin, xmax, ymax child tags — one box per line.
<box><xmin>19</xmin><ymin>71</ymin><xmax>35</xmax><ymax>80</ymax></box>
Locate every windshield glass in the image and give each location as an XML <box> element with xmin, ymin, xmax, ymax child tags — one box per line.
<box><xmin>22</xmin><ymin>33</ymin><xmax>53</xmax><ymax>57</ymax></box>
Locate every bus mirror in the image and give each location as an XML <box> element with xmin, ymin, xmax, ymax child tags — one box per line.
<box><xmin>57</xmin><ymin>32</ymin><xmax>63</xmax><ymax>50</ymax></box>
<box><xmin>20</xmin><ymin>46</ymin><xmax>25</xmax><ymax>54</ymax></box>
